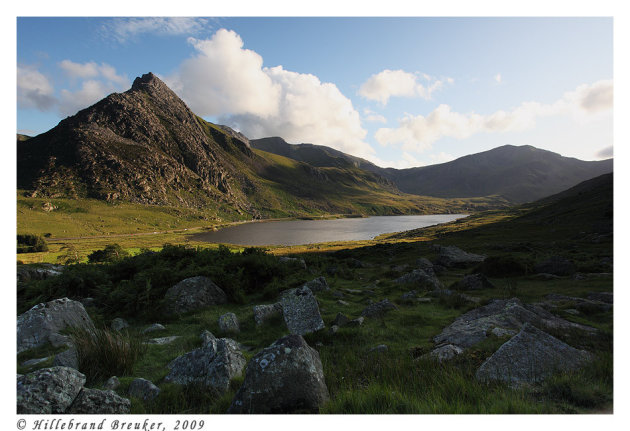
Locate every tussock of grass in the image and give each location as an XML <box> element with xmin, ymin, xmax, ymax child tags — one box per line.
<box><xmin>71</xmin><ymin>326</ymin><xmax>145</xmax><ymax>385</ymax></box>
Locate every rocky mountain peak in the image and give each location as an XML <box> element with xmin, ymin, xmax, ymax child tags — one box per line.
<box><xmin>131</xmin><ymin>72</ymin><xmax>164</xmax><ymax>91</ymax></box>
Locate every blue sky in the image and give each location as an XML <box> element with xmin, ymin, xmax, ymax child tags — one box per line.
<box><xmin>17</xmin><ymin>16</ymin><xmax>613</xmax><ymax>168</ymax></box>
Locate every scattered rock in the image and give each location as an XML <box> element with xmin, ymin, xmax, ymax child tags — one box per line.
<box><xmin>433</xmin><ymin>298</ymin><xmax>596</xmax><ymax>349</ymax></box>
<box><xmin>346</xmin><ymin>317</ymin><xmax>364</xmax><ymax>327</ymax></box>
<box><xmin>452</xmin><ymin>273</ymin><xmax>495</xmax><ymax>290</ymax></box>
<box><xmin>534</xmin><ymin>256</ymin><xmax>576</xmax><ymax>276</ymax></box>
<box><xmin>280</xmin><ymin>286</ymin><xmax>325</xmax><ymax>335</ymax></box>
<box><xmin>17</xmin><ymin>367</ymin><xmax>85</xmax><ymax>414</ymax></box>
<box><xmin>67</xmin><ymin>388</ymin><xmax>130</xmax><ymax>414</ymax></box>
<box><xmin>368</xmin><ymin>344</ymin><xmax>388</xmax><ymax>354</ymax></box>
<box><xmin>279</xmin><ymin>256</ymin><xmax>307</xmax><ymax>269</ymax></box>
<box><xmin>565</xmin><ymin>309</ymin><xmax>580</xmax><ymax>315</ymax></box>
<box><xmin>128</xmin><ymin>378</ymin><xmax>161</xmax><ymax>402</ymax></box>
<box><xmin>142</xmin><ymin>323</ymin><xmax>166</xmax><ymax>334</ymax></box>
<box><xmin>253</xmin><ymin>303</ymin><xmax>283</xmax><ymax>326</ymax></box>
<box><xmin>17</xmin><ymin>298</ymin><xmax>95</xmax><ymax>354</ymax></box>
<box><xmin>227</xmin><ymin>335</ymin><xmax>329</xmax><ymax>413</ymax></box>
<box><xmin>427</xmin><ymin>344</ymin><xmax>463</xmax><ymax>362</ymax></box>
<box><xmin>346</xmin><ymin>258</ymin><xmax>365</xmax><ymax>268</ymax></box>
<box><xmin>394</xmin><ymin>269</ymin><xmax>442</xmax><ymax>290</ymax></box>
<box><xmin>361</xmin><ymin>299</ymin><xmax>398</xmax><ymax>318</ymax></box>
<box><xmin>164</xmin><ymin>338</ymin><xmax>246</xmax><ymax>393</ymax></box>
<box><xmin>531</xmin><ymin>273</ymin><xmax>563</xmax><ymax>281</ymax></box>
<box><xmin>476</xmin><ymin>323</ymin><xmax>593</xmax><ymax>385</ymax></box>
<box><xmin>416</xmin><ymin>257</ymin><xmax>435</xmax><ymax>274</ymax></box>
<box><xmin>22</xmin><ymin>357</ymin><xmax>49</xmax><ymax>368</ymax></box>
<box><xmin>200</xmin><ymin>330</ymin><xmax>217</xmax><ymax>347</ymax></box>
<box><xmin>343</xmin><ymin>288</ymin><xmax>363</xmax><ymax>294</ymax></box>
<box><xmin>331</xmin><ymin>312</ymin><xmax>350</xmax><ymax>327</ymax></box>
<box><xmin>53</xmin><ymin>348</ymin><xmax>78</xmax><ymax>369</ymax></box>
<box><xmin>329</xmin><ymin>325</ymin><xmax>339</xmax><ymax>335</ymax></box>
<box><xmin>111</xmin><ymin>318</ymin><xmax>129</xmax><ymax>332</ymax></box>
<box><xmin>587</xmin><ymin>292</ymin><xmax>613</xmax><ymax>304</ymax></box>
<box><xmin>433</xmin><ymin>245</ymin><xmax>485</xmax><ymax>267</ymax></box>
<box><xmin>104</xmin><ymin>376</ymin><xmax>120</xmax><ymax>390</ymax></box>
<box><xmin>491</xmin><ymin>327</ymin><xmax>517</xmax><ymax>338</ymax></box>
<box><xmin>218</xmin><ymin>312</ymin><xmax>240</xmax><ymax>334</ymax></box>
<box><xmin>145</xmin><ymin>336</ymin><xmax>180</xmax><ymax>345</ymax></box>
<box><xmin>16</xmin><ymin>264</ymin><xmax>63</xmax><ymax>283</ymax></box>
<box><xmin>331</xmin><ymin>291</ymin><xmax>344</xmax><ymax>298</ymax></box>
<box><xmin>164</xmin><ymin>276</ymin><xmax>227</xmax><ymax>315</ymax></box>
<box><xmin>336</xmin><ymin>300</ymin><xmax>350</xmax><ymax>306</ymax></box>
<box><xmin>303</xmin><ymin>276</ymin><xmax>329</xmax><ymax>292</ymax></box>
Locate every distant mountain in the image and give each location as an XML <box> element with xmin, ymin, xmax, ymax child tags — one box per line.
<box><xmin>251</xmin><ymin>139</ymin><xmax>612</xmax><ymax>203</ymax></box>
<box><xmin>18</xmin><ymin>73</ymin><xmax>491</xmax><ymax>220</ymax></box>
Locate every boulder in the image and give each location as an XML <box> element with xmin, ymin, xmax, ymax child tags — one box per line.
<box><xmin>428</xmin><ymin>344</ymin><xmax>463</xmax><ymax>362</ymax></box>
<box><xmin>164</xmin><ymin>276</ymin><xmax>227</xmax><ymax>315</ymax></box>
<box><xmin>104</xmin><ymin>376</ymin><xmax>121</xmax><ymax>390</ymax></box>
<box><xmin>433</xmin><ymin>245</ymin><xmax>485</xmax><ymax>267</ymax></box>
<box><xmin>128</xmin><ymin>378</ymin><xmax>160</xmax><ymax>402</ymax></box>
<box><xmin>452</xmin><ymin>273</ymin><xmax>495</xmax><ymax>290</ymax></box>
<box><xmin>253</xmin><ymin>303</ymin><xmax>283</xmax><ymax>326</ymax></box>
<box><xmin>346</xmin><ymin>317</ymin><xmax>364</xmax><ymax>327</ymax></box>
<box><xmin>394</xmin><ymin>269</ymin><xmax>442</xmax><ymax>290</ymax></box>
<box><xmin>53</xmin><ymin>348</ymin><xmax>78</xmax><ymax>369</ymax></box>
<box><xmin>67</xmin><ymin>388</ymin><xmax>130</xmax><ymax>414</ymax></box>
<box><xmin>279</xmin><ymin>256</ymin><xmax>307</xmax><ymax>269</ymax></box>
<box><xmin>331</xmin><ymin>312</ymin><xmax>350</xmax><ymax>327</ymax></box>
<box><xmin>111</xmin><ymin>318</ymin><xmax>129</xmax><ymax>332</ymax></box>
<box><xmin>336</xmin><ymin>300</ymin><xmax>350</xmax><ymax>306</ymax></box>
<box><xmin>368</xmin><ymin>344</ymin><xmax>388</xmax><ymax>354</ymax></box>
<box><xmin>145</xmin><ymin>336</ymin><xmax>180</xmax><ymax>345</ymax></box>
<box><xmin>280</xmin><ymin>286</ymin><xmax>325</xmax><ymax>335</ymax></box>
<box><xmin>227</xmin><ymin>335</ymin><xmax>329</xmax><ymax>413</ymax></box>
<box><xmin>534</xmin><ymin>256</ymin><xmax>576</xmax><ymax>276</ymax></box>
<box><xmin>476</xmin><ymin>323</ymin><xmax>593</xmax><ymax>385</ymax></box>
<box><xmin>17</xmin><ymin>367</ymin><xmax>85</xmax><ymax>414</ymax></box>
<box><xmin>303</xmin><ymin>276</ymin><xmax>329</xmax><ymax>292</ymax></box>
<box><xmin>17</xmin><ymin>298</ymin><xmax>95</xmax><ymax>354</ymax></box>
<box><xmin>200</xmin><ymin>330</ymin><xmax>218</xmax><ymax>347</ymax></box>
<box><xmin>433</xmin><ymin>298</ymin><xmax>596</xmax><ymax>349</ymax></box>
<box><xmin>218</xmin><ymin>312</ymin><xmax>240</xmax><ymax>334</ymax></box>
<box><xmin>361</xmin><ymin>299</ymin><xmax>398</xmax><ymax>318</ymax></box>
<box><xmin>416</xmin><ymin>257</ymin><xmax>435</xmax><ymax>274</ymax></box>
<box><xmin>164</xmin><ymin>338</ymin><xmax>246</xmax><ymax>393</ymax></box>
<box><xmin>17</xmin><ymin>264</ymin><xmax>63</xmax><ymax>283</ymax></box>
<box><xmin>142</xmin><ymin>323</ymin><xmax>166</xmax><ymax>334</ymax></box>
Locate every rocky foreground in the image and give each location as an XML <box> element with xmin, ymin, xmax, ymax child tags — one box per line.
<box><xmin>16</xmin><ymin>244</ymin><xmax>612</xmax><ymax>414</ymax></box>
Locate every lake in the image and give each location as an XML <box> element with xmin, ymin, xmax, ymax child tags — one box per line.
<box><xmin>190</xmin><ymin>214</ymin><xmax>467</xmax><ymax>246</ymax></box>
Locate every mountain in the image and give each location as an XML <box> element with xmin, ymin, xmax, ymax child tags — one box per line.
<box><xmin>18</xmin><ymin>73</ymin><xmax>495</xmax><ymax>221</ymax></box>
<box><xmin>250</xmin><ymin>139</ymin><xmax>612</xmax><ymax>203</ymax></box>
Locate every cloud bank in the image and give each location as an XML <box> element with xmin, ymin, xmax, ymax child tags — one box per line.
<box><xmin>17</xmin><ymin>65</ymin><xmax>56</xmax><ymax>111</ymax></box>
<box><xmin>103</xmin><ymin>17</ymin><xmax>210</xmax><ymax>43</ymax></box>
<box><xmin>358</xmin><ymin>69</ymin><xmax>451</xmax><ymax>104</ymax></box>
<box><xmin>167</xmin><ymin>29</ymin><xmax>373</xmax><ymax>159</ymax></box>
<box><xmin>375</xmin><ymin>79</ymin><xmax>613</xmax><ymax>152</ymax></box>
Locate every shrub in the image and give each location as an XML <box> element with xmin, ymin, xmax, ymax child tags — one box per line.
<box><xmin>87</xmin><ymin>244</ymin><xmax>130</xmax><ymax>263</ymax></box>
<box><xmin>70</xmin><ymin>326</ymin><xmax>145</xmax><ymax>385</ymax></box>
<box><xmin>17</xmin><ymin>234</ymin><xmax>48</xmax><ymax>253</ymax></box>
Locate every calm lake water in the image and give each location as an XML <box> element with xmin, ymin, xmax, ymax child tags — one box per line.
<box><xmin>191</xmin><ymin>214</ymin><xmax>467</xmax><ymax>246</ymax></box>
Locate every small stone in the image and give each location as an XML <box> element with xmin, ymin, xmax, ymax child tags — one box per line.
<box><xmin>128</xmin><ymin>378</ymin><xmax>160</xmax><ymax>402</ymax></box>
<box><xmin>303</xmin><ymin>276</ymin><xmax>329</xmax><ymax>292</ymax></box>
<box><xmin>368</xmin><ymin>344</ymin><xmax>388</xmax><ymax>353</ymax></box>
<box><xmin>144</xmin><ymin>336</ymin><xmax>180</xmax><ymax>345</ymax></box>
<box><xmin>346</xmin><ymin>317</ymin><xmax>364</xmax><ymax>327</ymax></box>
<box><xmin>21</xmin><ymin>357</ymin><xmax>49</xmax><ymax>367</ymax></box>
<box><xmin>361</xmin><ymin>299</ymin><xmax>398</xmax><ymax>318</ymax></box>
<box><xmin>329</xmin><ymin>325</ymin><xmax>339</xmax><ymax>335</ymax></box>
<box><xmin>336</xmin><ymin>300</ymin><xmax>350</xmax><ymax>306</ymax></box>
<box><xmin>111</xmin><ymin>318</ymin><xmax>129</xmax><ymax>332</ymax></box>
<box><xmin>428</xmin><ymin>344</ymin><xmax>463</xmax><ymax>362</ymax></box>
<box><xmin>104</xmin><ymin>376</ymin><xmax>120</xmax><ymax>390</ymax></box>
<box><xmin>142</xmin><ymin>323</ymin><xmax>165</xmax><ymax>334</ymax></box>
<box><xmin>331</xmin><ymin>312</ymin><xmax>350</xmax><ymax>327</ymax></box>
<box><xmin>218</xmin><ymin>312</ymin><xmax>240</xmax><ymax>334</ymax></box>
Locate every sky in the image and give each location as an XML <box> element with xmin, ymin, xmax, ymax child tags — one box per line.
<box><xmin>16</xmin><ymin>16</ymin><xmax>613</xmax><ymax>168</ymax></box>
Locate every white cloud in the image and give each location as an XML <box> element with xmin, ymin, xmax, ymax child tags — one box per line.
<box><xmin>17</xmin><ymin>65</ymin><xmax>56</xmax><ymax>111</ymax></box>
<box><xmin>596</xmin><ymin>146</ymin><xmax>613</xmax><ymax>159</ymax></box>
<box><xmin>168</xmin><ymin>29</ymin><xmax>374</xmax><ymax>159</ymax></box>
<box><xmin>358</xmin><ymin>69</ymin><xmax>450</xmax><ymax>105</ymax></box>
<box><xmin>375</xmin><ymin>79</ymin><xmax>613</xmax><ymax>153</ymax></box>
<box><xmin>494</xmin><ymin>73</ymin><xmax>502</xmax><ymax>84</ymax></box>
<box><xmin>59</xmin><ymin>60</ymin><xmax>128</xmax><ymax>86</ymax></box>
<box><xmin>363</xmin><ymin>108</ymin><xmax>387</xmax><ymax>124</ymax></box>
<box><xmin>104</xmin><ymin>17</ymin><xmax>210</xmax><ymax>42</ymax></box>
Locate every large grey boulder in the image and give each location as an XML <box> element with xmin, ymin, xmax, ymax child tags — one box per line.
<box><xmin>303</xmin><ymin>276</ymin><xmax>329</xmax><ymax>292</ymax></box>
<box><xmin>17</xmin><ymin>298</ymin><xmax>95</xmax><ymax>354</ymax></box>
<box><xmin>164</xmin><ymin>338</ymin><xmax>246</xmax><ymax>394</ymax></box>
<box><xmin>476</xmin><ymin>323</ymin><xmax>593</xmax><ymax>385</ymax></box>
<box><xmin>428</xmin><ymin>344</ymin><xmax>464</xmax><ymax>362</ymax></box>
<box><xmin>534</xmin><ymin>256</ymin><xmax>576</xmax><ymax>276</ymax></box>
<box><xmin>218</xmin><ymin>312</ymin><xmax>240</xmax><ymax>334</ymax></box>
<box><xmin>128</xmin><ymin>378</ymin><xmax>160</xmax><ymax>402</ymax></box>
<box><xmin>67</xmin><ymin>388</ymin><xmax>130</xmax><ymax>414</ymax></box>
<box><xmin>394</xmin><ymin>269</ymin><xmax>442</xmax><ymax>290</ymax></box>
<box><xmin>17</xmin><ymin>367</ymin><xmax>86</xmax><ymax>414</ymax></box>
<box><xmin>164</xmin><ymin>276</ymin><xmax>227</xmax><ymax>315</ymax></box>
<box><xmin>416</xmin><ymin>257</ymin><xmax>435</xmax><ymax>274</ymax></box>
<box><xmin>361</xmin><ymin>299</ymin><xmax>398</xmax><ymax>318</ymax></box>
<box><xmin>433</xmin><ymin>245</ymin><xmax>485</xmax><ymax>267</ymax></box>
<box><xmin>253</xmin><ymin>303</ymin><xmax>283</xmax><ymax>326</ymax></box>
<box><xmin>228</xmin><ymin>335</ymin><xmax>329</xmax><ymax>414</ymax></box>
<box><xmin>433</xmin><ymin>298</ymin><xmax>596</xmax><ymax>349</ymax></box>
<box><xmin>280</xmin><ymin>286</ymin><xmax>325</xmax><ymax>335</ymax></box>
<box><xmin>452</xmin><ymin>273</ymin><xmax>495</xmax><ymax>291</ymax></box>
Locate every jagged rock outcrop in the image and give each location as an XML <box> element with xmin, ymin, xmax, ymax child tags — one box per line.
<box><xmin>218</xmin><ymin>312</ymin><xmax>240</xmax><ymax>334</ymax></box>
<box><xmin>17</xmin><ymin>298</ymin><xmax>95</xmax><ymax>354</ymax></box>
<box><xmin>303</xmin><ymin>276</ymin><xmax>329</xmax><ymax>292</ymax></box>
<box><xmin>228</xmin><ymin>335</ymin><xmax>329</xmax><ymax>413</ymax></box>
<box><xmin>164</xmin><ymin>276</ymin><xmax>227</xmax><ymax>315</ymax></box>
<box><xmin>164</xmin><ymin>338</ymin><xmax>246</xmax><ymax>393</ymax></box>
<box><xmin>128</xmin><ymin>378</ymin><xmax>161</xmax><ymax>402</ymax></box>
<box><xmin>361</xmin><ymin>299</ymin><xmax>398</xmax><ymax>318</ymax></box>
<box><xmin>476</xmin><ymin>323</ymin><xmax>593</xmax><ymax>385</ymax></box>
<box><xmin>394</xmin><ymin>269</ymin><xmax>442</xmax><ymax>290</ymax></box>
<box><xmin>280</xmin><ymin>286</ymin><xmax>325</xmax><ymax>335</ymax></box>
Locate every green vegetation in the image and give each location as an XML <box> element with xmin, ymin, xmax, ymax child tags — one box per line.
<box><xmin>17</xmin><ymin>234</ymin><xmax>49</xmax><ymax>253</ymax></box>
<box><xmin>87</xmin><ymin>244</ymin><xmax>130</xmax><ymax>263</ymax></box>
